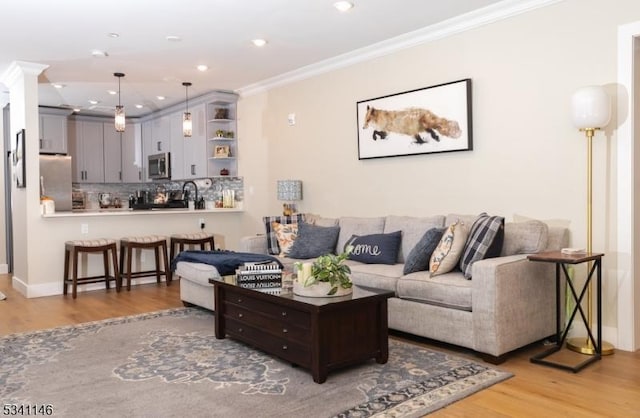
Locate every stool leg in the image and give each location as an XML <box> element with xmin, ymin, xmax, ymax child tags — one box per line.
<box><xmin>208</xmin><ymin>237</ymin><xmax>215</xmax><ymax>251</ymax></box>
<box><xmin>162</xmin><ymin>241</ymin><xmax>171</xmax><ymax>285</ymax></box>
<box><xmin>153</xmin><ymin>246</ymin><xmax>160</xmax><ymax>283</ymax></box>
<box><xmin>72</xmin><ymin>248</ymin><xmax>79</xmax><ymax>299</ymax></box>
<box><xmin>63</xmin><ymin>248</ymin><xmax>70</xmax><ymax>295</ymax></box>
<box><xmin>103</xmin><ymin>249</ymin><xmax>110</xmax><ymax>290</ymax></box>
<box><xmin>127</xmin><ymin>244</ymin><xmax>134</xmax><ymax>291</ymax></box>
<box><xmin>111</xmin><ymin>245</ymin><xmax>121</xmax><ymax>292</ymax></box>
<box><xmin>170</xmin><ymin>239</ymin><xmax>176</xmax><ymax>267</ymax></box>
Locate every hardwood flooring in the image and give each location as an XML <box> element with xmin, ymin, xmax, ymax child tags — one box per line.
<box><xmin>1</xmin><ymin>273</ymin><xmax>638</xmax><ymax>417</ymax></box>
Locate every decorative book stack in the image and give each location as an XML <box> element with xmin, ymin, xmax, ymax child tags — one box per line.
<box><xmin>235</xmin><ymin>261</ymin><xmax>282</xmax><ymax>294</ymax></box>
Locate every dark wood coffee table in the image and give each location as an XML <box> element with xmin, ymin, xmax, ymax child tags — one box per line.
<box><xmin>210</xmin><ymin>278</ymin><xmax>394</xmax><ymax>383</ymax></box>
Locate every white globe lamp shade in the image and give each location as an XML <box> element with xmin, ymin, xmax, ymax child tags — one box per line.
<box><xmin>571</xmin><ymin>86</ymin><xmax>611</xmax><ymax>130</ymax></box>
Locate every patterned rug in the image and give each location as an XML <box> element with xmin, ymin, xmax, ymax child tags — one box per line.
<box><xmin>1</xmin><ymin>308</ymin><xmax>511</xmax><ymax>417</ymax></box>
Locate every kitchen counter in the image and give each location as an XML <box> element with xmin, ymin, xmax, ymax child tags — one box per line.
<box><xmin>42</xmin><ymin>207</ymin><xmax>243</xmax><ymax>218</ymax></box>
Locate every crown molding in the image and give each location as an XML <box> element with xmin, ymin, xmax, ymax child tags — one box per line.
<box><xmin>237</xmin><ymin>0</ymin><xmax>563</xmax><ymax>97</ymax></box>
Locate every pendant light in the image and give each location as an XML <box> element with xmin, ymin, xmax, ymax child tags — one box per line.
<box><xmin>182</xmin><ymin>82</ymin><xmax>192</xmax><ymax>137</ymax></box>
<box><xmin>114</xmin><ymin>72</ymin><xmax>125</xmax><ymax>132</ymax></box>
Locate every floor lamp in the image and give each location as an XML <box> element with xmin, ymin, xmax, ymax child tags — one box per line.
<box><xmin>569</xmin><ymin>85</ymin><xmax>615</xmax><ymax>356</ymax></box>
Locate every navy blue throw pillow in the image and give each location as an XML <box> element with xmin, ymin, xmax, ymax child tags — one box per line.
<box><xmin>345</xmin><ymin>231</ymin><xmax>402</xmax><ymax>265</ymax></box>
<box><xmin>403</xmin><ymin>227</ymin><xmax>446</xmax><ymax>274</ymax></box>
<box><xmin>287</xmin><ymin>222</ymin><xmax>340</xmax><ymax>259</ymax></box>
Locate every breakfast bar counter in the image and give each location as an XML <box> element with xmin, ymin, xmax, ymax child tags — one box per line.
<box><xmin>42</xmin><ymin>207</ymin><xmax>243</xmax><ymax>218</ymax></box>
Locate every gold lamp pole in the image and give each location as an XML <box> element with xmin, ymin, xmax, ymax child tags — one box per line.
<box><xmin>568</xmin><ymin>86</ymin><xmax>614</xmax><ymax>356</ymax></box>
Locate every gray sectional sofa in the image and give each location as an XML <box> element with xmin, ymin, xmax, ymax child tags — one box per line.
<box><xmin>238</xmin><ymin>214</ymin><xmax>569</xmax><ymax>363</ymax></box>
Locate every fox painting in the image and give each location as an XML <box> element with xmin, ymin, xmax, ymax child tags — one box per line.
<box><xmin>362</xmin><ymin>106</ymin><xmax>461</xmax><ymax>144</ymax></box>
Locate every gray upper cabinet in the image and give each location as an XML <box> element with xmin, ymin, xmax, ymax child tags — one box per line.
<box><xmin>39</xmin><ymin>109</ymin><xmax>70</xmax><ymax>154</ymax></box>
<box><xmin>68</xmin><ymin>119</ymin><xmax>105</xmax><ymax>183</ymax></box>
<box><xmin>121</xmin><ymin>123</ymin><xmax>143</xmax><ymax>183</ymax></box>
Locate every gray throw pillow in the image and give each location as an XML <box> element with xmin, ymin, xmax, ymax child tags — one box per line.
<box><xmin>403</xmin><ymin>227</ymin><xmax>446</xmax><ymax>274</ymax></box>
<box><xmin>345</xmin><ymin>231</ymin><xmax>402</xmax><ymax>265</ymax></box>
<box><xmin>286</xmin><ymin>222</ymin><xmax>340</xmax><ymax>259</ymax></box>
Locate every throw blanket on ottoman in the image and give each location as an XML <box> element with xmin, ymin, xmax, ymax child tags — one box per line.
<box><xmin>171</xmin><ymin>250</ymin><xmax>283</xmax><ymax>276</ymax></box>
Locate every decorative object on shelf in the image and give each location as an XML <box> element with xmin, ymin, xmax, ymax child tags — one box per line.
<box><xmin>215</xmin><ymin>129</ymin><xmax>226</xmax><ymax>138</ymax></box>
<box><xmin>277</xmin><ymin>179</ymin><xmax>302</xmax><ymax>216</ymax></box>
<box><xmin>569</xmin><ymin>85</ymin><xmax>614</xmax><ymax>356</ymax></box>
<box><xmin>357</xmin><ymin>78</ymin><xmax>472</xmax><ymax>160</ymax></box>
<box><xmin>224</xmin><ymin>130</ymin><xmax>234</xmax><ymax>138</ymax></box>
<box><xmin>113</xmin><ymin>72</ymin><xmax>125</xmax><ymax>132</ymax></box>
<box><xmin>219</xmin><ymin>168</ymin><xmax>229</xmax><ymax>176</ymax></box>
<box><xmin>222</xmin><ymin>189</ymin><xmax>235</xmax><ymax>208</ymax></box>
<box><xmin>214</xmin><ymin>145</ymin><xmax>230</xmax><ymax>158</ymax></box>
<box><xmin>182</xmin><ymin>82</ymin><xmax>192</xmax><ymax>137</ymax></box>
<box><xmin>214</xmin><ymin>107</ymin><xmax>228</xmax><ymax>119</ymax></box>
<box><xmin>293</xmin><ymin>247</ymin><xmax>353</xmax><ymax>297</ymax></box>
<box><xmin>14</xmin><ymin>128</ymin><xmax>25</xmax><ymax>188</ymax></box>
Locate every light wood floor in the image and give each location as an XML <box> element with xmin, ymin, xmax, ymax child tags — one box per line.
<box><xmin>1</xmin><ymin>274</ymin><xmax>638</xmax><ymax>417</ymax></box>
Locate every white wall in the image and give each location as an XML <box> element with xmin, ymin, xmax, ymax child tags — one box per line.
<box><xmin>237</xmin><ymin>0</ymin><xmax>640</xmax><ymax>348</ymax></box>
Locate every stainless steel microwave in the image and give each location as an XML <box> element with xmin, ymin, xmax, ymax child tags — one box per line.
<box><xmin>148</xmin><ymin>152</ymin><xmax>171</xmax><ymax>180</ymax></box>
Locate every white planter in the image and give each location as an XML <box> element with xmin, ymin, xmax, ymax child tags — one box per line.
<box><xmin>293</xmin><ymin>280</ymin><xmax>353</xmax><ymax>297</ymax></box>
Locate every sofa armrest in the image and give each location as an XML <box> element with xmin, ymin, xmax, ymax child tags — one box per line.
<box><xmin>471</xmin><ymin>254</ymin><xmax>560</xmax><ymax>357</ymax></box>
<box><xmin>239</xmin><ymin>235</ymin><xmax>268</xmax><ymax>255</ymax></box>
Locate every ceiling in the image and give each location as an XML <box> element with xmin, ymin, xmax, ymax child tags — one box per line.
<box><xmin>0</xmin><ymin>0</ymin><xmax>507</xmax><ymax>117</ymax></box>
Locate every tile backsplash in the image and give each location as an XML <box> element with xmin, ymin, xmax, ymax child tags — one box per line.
<box><xmin>74</xmin><ymin>177</ymin><xmax>243</xmax><ymax>209</ymax></box>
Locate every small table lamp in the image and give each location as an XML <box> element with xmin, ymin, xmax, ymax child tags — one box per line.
<box><xmin>277</xmin><ymin>180</ymin><xmax>302</xmax><ymax>216</ymax></box>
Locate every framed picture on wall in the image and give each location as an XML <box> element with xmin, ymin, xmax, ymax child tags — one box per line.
<box><xmin>15</xmin><ymin>129</ymin><xmax>25</xmax><ymax>188</ymax></box>
<box><xmin>356</xmin><ymin>79</ymin><xmax>473</xmax><ymax>160</ymax></box>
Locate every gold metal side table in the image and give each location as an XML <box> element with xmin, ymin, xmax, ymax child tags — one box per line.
<box><xmin>527</xmin><ymin>250</ymin><xmax>604</xmax><ymax>372</ymax></box>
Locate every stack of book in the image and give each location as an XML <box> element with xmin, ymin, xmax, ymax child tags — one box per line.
<box><xmin>235</xmin><ymin>261</ymin><xmax>282</xmax><ymax>294</ymax></box>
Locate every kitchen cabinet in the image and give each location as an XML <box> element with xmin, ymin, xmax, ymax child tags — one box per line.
<box><xmin>141</xmin><ymin>120</ymin><xmax>152</xmax><ymax>181</ymax></box>
<box><xmin>169</xmin><ymin>112</ymin><xmax>184</xmax><ymax>180</ymax></box>
<box><xmin>39</xmin><ymin>111</ymin><xmax>69</xmax><ymax>154</ymax></box>
<box><xmin>180</xmin><ymin>103</ymin><xmax>207</xmax><ymax>179</ymax></box>
<box><xmin>121</xmin><ymin>123</ymin><xmax>143</xmax><ymax>183</ymax></box>
<box><xmin>103</xmin><ymin>122</ymin><xmax>122</xmax><ymax>183</ymax></box>
<box><xmin>206</xmin><ymin>94</ymin><xmax>238</xmax><ymax>177</ymax></box>
<box><xmin>68</xmin><ymin>120</ymin><xmax>104</xmax><ymax>183</ymax></box>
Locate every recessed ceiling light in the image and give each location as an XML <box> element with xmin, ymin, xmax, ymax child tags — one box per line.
<box><xmin>252</xmin><ymin>39</ymin><xmax>267</xmax><ymax>47</ymax></box>
<box><xmin>157</xmin><ymin>96</ymin><xmax>166</xmax><ymax>100</ymax></box>
<box><xmin>334</xmin><ymin>1</ymin><xmax>354</xmax><ymax>12</ymax></box>
<box><xmin>107</xmin><ymin>90</ymin><xmax>117</xmax><ymax>95</ymax></box>
<box><xmin>108</xmin><ymin>32</ymin><xmax>120</xmax><ymax>38</ymax></box>
<box><xmin>91</xmin><ymin>49</ymin><xmax>108</xmax><ymax>58</ymax></box>
<box><xmin>197</xmin><ymin>64</ymin><xmax>209</xmax><ymax>72</ymax></box>
<box><xmin>88</xmin><ymin>100</ymin><xmax>99</xmax><ymax>105</ymax></box>
<box><xmin>52</xmin><ymin>83</ymin><xmax>65</xmax><ymax>89</ymax></box>
<box><xmin>73</xmin><ymin>108</ymin><xmax>81</xmax><ymax>112</ymax></box>
<box><xmin>166</xmin><ymin>35</ymin><xmax>181</xmax><ymax>42</ymax></box>
<box><xmin>135</xmin><ymin>104</ymin><xmax>143</xmax><ymax>109</ymax></box>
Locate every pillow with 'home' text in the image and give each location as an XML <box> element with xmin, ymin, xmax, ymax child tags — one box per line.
<box><xmin>345</xmin><ymin>231</ymin><xmax>402</xmax><ymax>265</ymax></box>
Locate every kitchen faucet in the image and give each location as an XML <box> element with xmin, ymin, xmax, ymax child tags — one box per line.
<box><xmin>182</xmin><ymin>181</ymin><xmax>198</xmax><ymax>204</ymax></box>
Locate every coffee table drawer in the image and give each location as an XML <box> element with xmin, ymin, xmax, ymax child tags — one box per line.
<box><xmin>225</xmin><ymin>288</ymin><xmax>310</xmax><ymax>328</ymax></box>
<box><xmin>226</xmin><ymin>318</ymin><xmax>311</xmax><ymax>367</ymax></box>
<box><xmin>224</xmin><ymin>302</ymin><xmax>310</xmax><ymax>343</ymax></box>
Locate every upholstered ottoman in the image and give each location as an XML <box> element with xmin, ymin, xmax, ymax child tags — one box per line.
<box><xmin>175</xmin><ymin>262</ymin><xmax>220</xmax><ymax>311</ymax></box>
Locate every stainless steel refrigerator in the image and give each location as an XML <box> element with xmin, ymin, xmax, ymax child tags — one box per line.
<box><xmin>39</xmin><ymin>155</ymin><xmax>73</xmax><ymax>211</ymax></box>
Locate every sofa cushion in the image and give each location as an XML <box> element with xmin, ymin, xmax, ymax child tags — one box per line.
<box><xmin>287</xmin><ymin>222</ymin><xmax>340</xmax><ymax>259</ymax></box>
<box><xmin>403</xmin><ymin>227</ymin><xmax>446</xmax><ymax>274</ymax></box>
<box><xmin>304</xmin><ymin>213</ymin><xmax>340</xmax><ymax>227</ymax></box>
<box><xmin>397</xmin><ymin>270</ymin><xmax>472</xmax><ymax>311</ymax></box>
<box><xmin>348</xmin><ymin>262</ymin><xmax>404</xmax><ymax>293</ymax></box>
<box><xmin>337</xmin><ymin>217</ymin><xmax>385</xmax><ymax>253</ymax></box>
<box><xmin>429</xmin><ymin>220</ymin><xmax>469</xmax><ymax>276</ymax></box>
<box><xmin>272</xmin><ymin>222</ymin><xmax>298</xmax><ymax>256</ymax></box>
<box><xmin>263</xmin><ymin>214</ymin><xmax>304</xmax><ymax>255</ymax></box>
<box><xmin>345</xmin><ymin>231</ymin><xmax>402</xmax><ymax>265</ymax></box>
<box><xmin>459</xmin><ymin>214</ymin><xmax>505</xmax><ymax>279</ymax></box>
<box><xmin>501</xmin><ymin>220</ymin><xmax>548</xmax><ymax>256</ymax></box>
<box><xmin>384</xmin><ymin>215</ymin><xmax>445</xmax><ymax>262</ymax></box>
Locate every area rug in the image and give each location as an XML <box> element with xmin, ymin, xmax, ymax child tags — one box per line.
<box><xmin>1</xmin><ymin>308</ymin><xmax>511</xmax><ymax>417</ymax></box>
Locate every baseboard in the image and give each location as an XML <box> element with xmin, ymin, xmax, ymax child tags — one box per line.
<box><xmin>12</xmin><ymin>276</ymin><xmax>169</xmax><ymax>298</ymax></box>
<box><xmin>566</xmin><ymin>320</ymin><xmax>618</xmax><ymax>348</ymax></box>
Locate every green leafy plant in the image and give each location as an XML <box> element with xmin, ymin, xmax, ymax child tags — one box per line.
<box><xmin>296</xmin><ymin>247</ymin><xmax>353</xmax><ymax>295</ymax></box>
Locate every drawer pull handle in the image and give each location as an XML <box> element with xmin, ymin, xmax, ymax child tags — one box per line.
<box><xmin>238</xmin><ymin>313</ymin><xmax>243</xmax><ymax>318</ymax></box>
<box><xmin>281</xmin><ymin>311</ymin><xmax>287</xmax><ymax>317</ymax></box>
<box><xmin>282</xmin><ymin>345</ymin><xmax>288</xmax><ymax>350</ymax></box>
<box><xmin>238</xmin><ymin>328</ymin><xmax>243</xmax><ymax>333</ymax></box>
<box><xmin>282</xmin><ymin>328</ymin><xmax>288</xmax><ymax>333</ymax></box>
<box><xmin>237</xmin><ymin>298</ymin><xmax>243</xmax><ymax>303</ymax></box>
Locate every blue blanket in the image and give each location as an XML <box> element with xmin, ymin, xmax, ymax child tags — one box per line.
<box><xmin>171</xmin><ymin>250</ymin><xmax>282</xmax><ymax>276</ymax></box>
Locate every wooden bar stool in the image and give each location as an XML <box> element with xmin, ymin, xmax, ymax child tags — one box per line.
<box><xmin>63</xmin><ymin>238</ymin><xmax>120</xmax><ymax>299</ymax></box>
<box><xmin>119</xmin><ymin>235</ymin><xmax>170</xmax><ymax>290</ymax></box>
<box><xmin>169</xmin><ymin>232</ymin><xmax>215</xmax><ymax>282</ymax></box>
